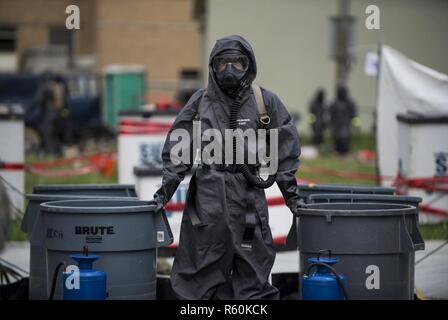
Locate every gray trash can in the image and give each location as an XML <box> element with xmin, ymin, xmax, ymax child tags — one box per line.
<box><xmin>287</xmin><ymin>184</ymin><xmax>396</xmax><ymax>248</ymax></box>
<box><xmin>40</xmin><ymin>199</ymin><xmax>173</xmax><ymax>300</ymax></box>
<box><xmin>33</xmin><ymin>184</ymin><xmax>137</xmax><ymax>197</ymax></box>
<box><xmin>297</xmin><ymin>203</ymin><xmax>425</xmax><ymax>300</ymax></box>
<box><xmin>21</xmin><ymin>194</ymin><xmax>138</xmax><ymax>300</ymax></box>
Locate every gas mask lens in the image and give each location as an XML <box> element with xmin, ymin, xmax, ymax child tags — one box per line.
<box><xmin>213</xmin><ymin>54</ymin><xmax>249</xmax><ymax>73</ymax></box>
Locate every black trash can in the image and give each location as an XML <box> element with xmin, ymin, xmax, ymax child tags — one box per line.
<box><xmin>22</xmin><ymin>184</ymin><xmax>138</xmax><ymax>299</ymax></box>
<box><xmin>40</xmin><ymin>199</ymin><xmax>173</xmax><ymax>300</ymax></box>
<box><xmin>298</xmin><ymin>203</ymin><xmax>425</xmax><ymax>300</ymax></box>
<box><xmin>286</xmin><ymin>184</ymin><xmax>396</xmax><ymax>249</ymax></box>
<box><xmin>21</xmin><ymin>194</ymin><xmax>138</xmax><ymax>300</ymax></box>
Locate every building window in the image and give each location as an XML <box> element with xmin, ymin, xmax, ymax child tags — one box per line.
<box><xmin>49</xmin><ymin>27</ymin><xmax>73</xmax><ymax>54</ymax></box>
<box><xmin>0</xmin><ymin>26</ymin><xmax>16</xmax><ymax>52</ymax></box>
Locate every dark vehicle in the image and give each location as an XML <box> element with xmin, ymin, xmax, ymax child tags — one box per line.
<box><xmin>0</xmin><ymin>72</ymin><xmax>113</xmax><ymax>154</ymax></box>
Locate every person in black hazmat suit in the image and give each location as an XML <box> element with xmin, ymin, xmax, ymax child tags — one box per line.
<box><xmin>308</xmin><ymin>88</ymin><xmax>327</xmax><ymax>146</ymax></box>
<box><xmin>329</xmin><ymin>86</ymin><xmax>357</xmax><ymax>155</ymax></box>
<box><xmin>150</xmin><ymin>35</ymin><xmax>303</xmax><ymax>300</ymax></box>
<box><xmin>34</xmin><ymin>71</ymin><xmax>71</xmax><ymax>155</ymax></box>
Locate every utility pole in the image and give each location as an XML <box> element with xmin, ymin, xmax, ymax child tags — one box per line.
<box><xmin>333</xmin><ymin>0</ymin><xmax>355</xmax><ymax>88</ymax></box>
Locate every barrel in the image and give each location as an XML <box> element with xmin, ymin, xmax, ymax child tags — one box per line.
<box><xmin>40</xmin><ymin>199</ymin><xmax>173</xmax><ymax>300</ymax></box>
<box><xmin>286</xmin><ymin>184</ymin><xmax>396</xmax><ymax>249</ymax></box>
<box><xmin>21</xmin><ymin>194</ymin><xmax>138</xmax><ymax>300</ymax></box>
<box><xmin>297</xmin><ymin>203</ymin><xmax>425</xmax><ymax>300</ymax></box>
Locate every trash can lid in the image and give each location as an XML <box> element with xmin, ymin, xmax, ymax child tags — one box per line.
<box><xmin>33</xmin><ymin>184</ymin><xmax>136</xmax><ymax>192</ymax></box>
<box><xmin>299</xmin><ymin>203</ymin><xmax>417</xmax><ymax>217</ymax></box>
<box><xmin>26</xmin><ymin>193</ymin><xmax>137</xmax><ymax>201</ymax></box>
<box><xmin>40</xmin><ymin>199</ymin><xmax>156</xmax><ymax>214</ymax></box>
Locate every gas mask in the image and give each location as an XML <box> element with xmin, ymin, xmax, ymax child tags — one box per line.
<box><xmin>212</xmin><ymin>51</ymin><xmax>250</xmax><ymax>95</ymax></box>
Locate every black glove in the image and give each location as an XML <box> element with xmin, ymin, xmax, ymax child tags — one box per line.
<box><xmin>148</xmin><ymin>199</ymin><xmax>164</xmax><ymax>213</ymax></box>
<box><xmin>288</xmin><ymin>199</ymin><xmax>307</xmax><ymax>216</ymax></box>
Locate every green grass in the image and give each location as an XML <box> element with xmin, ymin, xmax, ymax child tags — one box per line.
<box><xmin>24</xmin><ymin>154</ymin><xmax>118</xmax><ymax>194</ymax></box>
<box><xmin>300</xmin><ymin>155</ymin><xmax>376</xmax><ymax>186</ymax></box>
<box><xmin>298</xmin><ymin>132</ymin><xmax>377</xmax><ymax>185</ymax></box>
<box><xmin>420</xmin><ymin>222</ymin><xmax>448</xmax><ymax>240</ymax></box>
<box><xmin>25</xmin><ymin>169</ymin><xmax>118</xmax><ymax>194</ymax></box>
<box><xmin>299</xmin><ymin>131</ymin><xmax>377</xmax><ymax>152</ymax></box>
<box><xmin>7</xmin><ymin>155</ymin><xmax>117</xmax><ymax>241</ymax></box>
<box><xmin>8</xmin><ymin>216</ymin><xmax>29</xmax><ymax>241</ymax></box>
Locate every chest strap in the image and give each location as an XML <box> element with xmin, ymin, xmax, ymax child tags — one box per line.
<box><xmin>194</xmin><ymin>84</ymin><xmax>270</xmax><ymax>127</ymax></box>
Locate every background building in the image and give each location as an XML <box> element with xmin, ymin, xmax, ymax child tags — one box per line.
<box><xmin>0</xmin><ymin>0</ymin><xmax>201</xmax><ymax>102</ymax></box>
<box><xmin>1</xmin><ymin>0</ymin><xmax>448</xmax><ymax>132</ymax></box>
<box><xmin>195</xmin><ymin>0</ymin><xmax>448</xmax><ymax>132</ymax></box>
<box><xmin>0</xmin><ymin>0</ymin><xmax>95</xmax><ymax>72</ymax></box>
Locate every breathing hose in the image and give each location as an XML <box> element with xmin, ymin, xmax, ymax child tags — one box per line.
<box><xmin>305</xmin><ymin>262</ymin><xmax>349</xmax><ymax>300</ymax></box>
<box><xmin>229</xmin><ymin>86</ymin><xmax>276</xmax><ymax>189</ymax></box>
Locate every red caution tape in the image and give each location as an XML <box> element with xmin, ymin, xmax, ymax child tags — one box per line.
<box><xmin>394</xmin><ymin>175</ymin><xmax>448</xmax><ymax>193</ymax></box>
<box><xmin>273</xmin><ymin>236</ymin><xmax>288</xmax><ymax>246</ymax></box>
<box><xmin>26</xmin><ymin>152</ymin><xmax>117</xmax><ymax>177</ymax></box>
<box><xmin>394</xmin><ymin>174</ymin><xmax>448</xmax><ymax>217</ymax></box>
<box><xmin>419</xmin><ymin>205</ymin><xmax>448</xmax><ymax>218</ymax></box>
<box><xmin>119</xmin><ymin>121</ymin><xmax>172</xmax><ymax>135</ymax></box>
<box><xmin>0</xmin><ymin>162</ymin><xmax>24</xmax><ymax>171</ymax></box>
<box><xmin>119</xmin><ymin>120</ymin><xmax>172</xmax><ymax>128</ymax></box>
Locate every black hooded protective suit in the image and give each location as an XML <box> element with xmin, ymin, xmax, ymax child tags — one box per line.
<box><xmin>153</xmin><ymin>35</ymin><xmax>301</xmax><ymax>299</ymax></box>
<box><xmin>309</xmin><ymin>89</ymin><xmax>327</xmax><ymax>145</ymax></box>
<box><xmin>329</xmin><ymin>86</ymin><xmax>357</xmax><ymax>154</ymax></box>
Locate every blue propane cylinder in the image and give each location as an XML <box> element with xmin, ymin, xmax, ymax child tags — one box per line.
<box><xmin>302</xmin><ymin>252</ymin><xmax>347</xmax><ymax>300</ymax></box>
<box><xmin>63</xmin><ymin>254</ymin><xmax>107</xmax><ymax>300</ymax></box>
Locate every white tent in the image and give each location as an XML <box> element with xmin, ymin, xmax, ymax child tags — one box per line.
<box><xmin>377</xmin><ymin>46</ymin><xmax>448</xmax><ymax>184</ymax></box>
